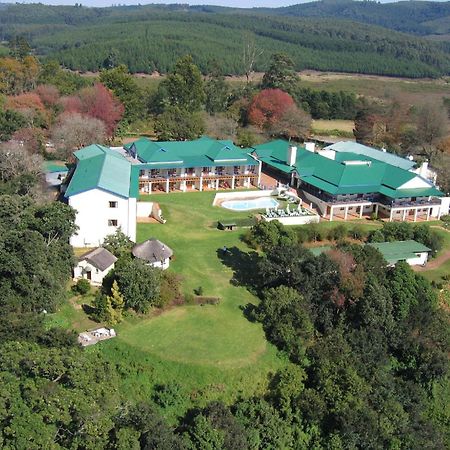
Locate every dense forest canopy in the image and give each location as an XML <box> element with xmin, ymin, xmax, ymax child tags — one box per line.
<box><xmin>262</xmin><ymin>0</ymin><xmax>450</xmax><ymax>36</ymax></box>
<box><xmin>0</xmin><ymin>2</ymin><xmax>450</xmax><ymax>77</ymax></box>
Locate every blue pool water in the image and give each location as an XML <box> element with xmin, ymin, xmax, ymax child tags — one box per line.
<box><xmin>221</xmin><ymin>197</ymin><xmax>279</xmax><ymax>211</ymax></box>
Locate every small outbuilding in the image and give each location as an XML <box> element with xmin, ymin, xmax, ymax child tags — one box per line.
<box><xmin>366</xmin><ymin>240</ymin><xmax>431</xmax><ymax>266</ymax></box>
<box><xmin>132</xmin><ymin>238</ymin><xmax>173</xmax><ymax>270</ymax></box>
<box><xmin>73</xmin><ymin>247</ymin><xmax>117</xmax><ymax>285</ymax></box>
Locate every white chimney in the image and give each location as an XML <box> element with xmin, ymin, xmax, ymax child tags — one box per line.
<box><xmin>420</xmin><ymin>160</ymin><xmax>428</xmax><ymax>177</ymax></box>
<box><xmin>305</xmin><ymin>142</ymin><xmax>315</xmax><ymax>152</ymax></box>
<box><xmin>287</xmin><ymin>145</ymin><xmax>297</xmax><ymax>166</ymax></box>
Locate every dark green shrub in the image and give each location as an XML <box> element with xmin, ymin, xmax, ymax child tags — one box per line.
<box><xmin>72</xmin><ymin>278</ymin><xmax>91</xmax><ymax>295</ymax></box>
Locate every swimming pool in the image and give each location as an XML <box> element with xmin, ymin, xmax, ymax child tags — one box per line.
<box><xmin>221</xmin><ymin>197</ymin><xmax>279</xmax><ymax>211</ymax></box>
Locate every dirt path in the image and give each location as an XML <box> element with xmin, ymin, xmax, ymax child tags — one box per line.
<box><xmin>414</xmin><ymin>225</ymin><xmax>450</xmax><ymax>272</ymax></box>
<box><xmin>414</xmin><ymin>249</ymin><xmax>450</xmax><ymax>272</ymax></box>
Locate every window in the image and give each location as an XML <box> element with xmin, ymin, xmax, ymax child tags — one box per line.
<box><xmin>109</xmin><ymin>201</ymin><xmax>118</xmax><ymax>208</ymax></box>
<box><xmin>108</xmin><ymin>219</ymin><xmax>118</xmax><ymax>226</ymax></box>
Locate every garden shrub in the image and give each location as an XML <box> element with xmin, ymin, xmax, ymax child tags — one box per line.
<box><xmin>72</xmin><ymin>278</ymin><xmax>91</xmax><ymax>295</ymax></box>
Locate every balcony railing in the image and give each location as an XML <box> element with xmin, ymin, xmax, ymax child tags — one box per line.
<box><xmin>378</xmin><ymin>197</ymin><xmax>441</xmax><ymax>208</ymax></box>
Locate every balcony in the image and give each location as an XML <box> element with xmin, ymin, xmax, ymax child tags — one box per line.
<box><xmin>379</xmin><ymin>198</ymin><xmax>441</xmax><ymax>208</ymax></box>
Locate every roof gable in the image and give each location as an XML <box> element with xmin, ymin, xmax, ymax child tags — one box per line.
<box><xmin>79</xmin><ymin>247</ymin><xmax>117</xmax><ymax>271</ymax></box>
<box><xmin>65</xmin><ymin>145</ymin><xmax>134</xmax><ymax>199</ymax></box>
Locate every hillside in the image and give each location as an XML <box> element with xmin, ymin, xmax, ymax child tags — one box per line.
<box><xmin>0</xmin><ymin>2</ymin><xmax>450</xmax><ymax>77</ymax></box>
<box><xmin>263</xmin><ymin>0</ymin><xmax>450</xmax><ymax>37</ymax></box>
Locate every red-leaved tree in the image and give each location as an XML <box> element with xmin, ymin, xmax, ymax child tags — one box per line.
<box><xmin>79</xmin><ymin>83</ymin><xmax>124</xmax><ymax>136</ymax></box>
<box><xmin>35</xmin><ymin>85</ymin><xmax>60</xmax><ymax>107</ymax></box>
<box><xmin>59</xmin><ymin>95</ymin><xmax>83</xmax><ymax>114</ymax></box>
<box><xmin>248</xmin><ymin>88</ymin><xmax>295</xmax><ymax>129</ymax></box>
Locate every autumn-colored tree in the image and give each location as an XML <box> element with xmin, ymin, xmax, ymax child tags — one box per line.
<box><xmin>267</xmin><ymin>104</ymin><xmax>311</xmax><ymax>141</ymax></box>
<box><xmin>248</xmin><ymin>89</ymin><xmax>295</xmax><ymax>129</ymax></box>
<box><xmin>35</xmin><ymin>84</ymin><xmax>60</xmax><ymax>107</ymax></box>
<box><xmin>6</xmin><ymin>92</ymin><xmax>46</xmax><ymax>114</ymax></box>
<box><xmin>51</xmin><ymin>113</ymin><xmax>106</xmax><ymax>158</ymax></box>
<box><xmin>327</xmin><ymin>249</ymin><xmax>365</xmax><ymax>304</ymax></box>
<box><xmin>79</xmin><ymin>83</ymin><xmax>124</xmax><ymax>136</ymax></box>
<box><xmin>59</xmin><ymin>95</ymin><xmax>83</xmax><ymax>114</ymax></box>
<box><xmin>11</xmin><ymin>127</ymin><xmax>45</xmax><ymax>154</ymax></box>
<box><xmin>0</xmin><ymin>56</ymin><xmax>40</xmax><ymax>95</ymax></box>
<box><xmin>6</xmin><ymin>92</ymin><xmax>48</xmax><ymax>127</ymax></box>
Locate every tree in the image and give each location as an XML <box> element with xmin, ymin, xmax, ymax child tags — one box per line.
<box><xmin>205</xmin><ymin>75</ymin><xmax>229</xmax><ymax>115</ymax></box>
<box><xmin>242</xmin><ymin>34</ymin><xmax>263</xmax><ymax>85</ymax></box>
<box><xmin>8</xmin><ymin>36</ymin><xmax>31</xmax><ymax>60</ymax></box>
<box><xmin>416</xmin><ymin>102</ymin><xmax>448</xmax><ymax>160</ymax></box>
<box><xmin>35</xmin><ymin>84</ymin><xmax>60</xmax><ymax>107</ymax></box>
<box><xmin>267</xmin><ymin>104</ymin><xmax>311</xmax><ymax>141</ymax></box>
<box><xmin>187</xmin><ymin>414</ymin><xmax>225</xmax><ymax>450</ymax></box>
<box><xmin>11</xmin><ymin>127</ymin><xmax>45</xmax><ymax>154</ymax></box>
<box><xmin>256</xmin><ymin>286</ymin><xmax>314</xmax><ymax>363</ymax></box>
<box><xmin>158</xmin><ymin>55</ymin><xmax>205</xmax><ymax>113</ymax></box>
<box><xmin>99</xmin><ymin>65</ymin><xmax>144</xmax><ymax>123</ymax></box>
<box><xmin>51</xmin><ymin>113</ymin><xmax>106</xmax><ymax>157</ymax></box>
<box><xmin>108</xmin><ymin>280</ymin><xmax>125</xmax><ymax>324</ymax></box>
<box><xmin>249</xmin><ymin>219</ymin><xmax>297</xmax><ymax>252</ymax></box>
<box><xmin>103</xmin><ymin>228</ymin><xmax>133</xmax><ymax>258</ymax></box>
<box><xmin>113</xmin><ymin>258</ymin><xmax>161</xmax><ymax>313</ymax></box>
<box><xmin>205</xmin><ymin>114</ymin><xmax>237</xmax><ymax>140</ymax></box>
<box><xmin>154</xmin><ymin>106</ymin><xmax>205</xmax><ymax>141</ymax></box>
<box><xmin>353</xmin><ymin>106</ymin><xmax>378</xmax><ymax>145</ymax></box>
<box><xmin>79</xmin><ymin>83</ymin><xmax>124</xmax><ymax>136</ymax></box>
<box><xmin>248</xmin><ymin>89</ymin><xmax>296</xmax><ymax>129</ymax></box>
<box><xmin>0</xmin><ymin>142</ymin><xmax>43</xmax><ymax>188</ymax></box>
<box><xmin>0</xmin><ymin>341</ymin><xmax>121</xmax><ymax>448</ymax></box>
<box><xmin>0</xmin><ymin>109</ymin><xmax>26</xmax><ymax>141</ymax></box>
<box><xmin>261</xmin><ymin>53</ymin><xmax>298</xmax><ymax>94</ymax></box>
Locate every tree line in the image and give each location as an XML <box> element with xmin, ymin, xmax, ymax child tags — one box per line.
<box><xmin>1</xmin><ymin>3</ymin><xmax>450</xmax><ymax>77</ymax></box>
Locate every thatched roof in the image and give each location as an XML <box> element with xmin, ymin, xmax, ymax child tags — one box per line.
<box><xmin>132</xmin><ymin>239</ymin><xmax>173</xmax><ymax>264</ymax></box>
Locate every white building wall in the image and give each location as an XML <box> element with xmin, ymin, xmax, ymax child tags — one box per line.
<box><xmin>148</xmin><ymin>258</ymin><xmax>170</xmax><ymax>270</ymax></box>
<box><xmin>69</xmin><ymin>189</ymin><xmax>137</xmax><ymax>247</ymax></box>
<box><xmin>405</xmin><ymin>252</ymin><xmax>429</xmax><ymax>266</ymax></box>
<box><xmin>73</xmin><ymin>260</ymin><xmax>114</xmax><ymax>285</ymax></box>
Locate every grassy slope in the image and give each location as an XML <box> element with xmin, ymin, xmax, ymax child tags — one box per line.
<box><xmin>48</xmin><ymin>191</ymin><xmax>448</xmax><ymax>415</ymax></box>
<box><xmin>97</xmin><ymin>192</ymin><xmax>288</xmax><ymax>414</ymax></box>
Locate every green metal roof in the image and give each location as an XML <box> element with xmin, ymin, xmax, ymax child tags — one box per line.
<box><xmin>253</xmin><ymin>140</ymin><xmax>442</xmax><ymax>199</ymax></box>
<box><xmin>127</xmin><ymin>136</ymin><xmax>255</xmax><ymax>167</ymax></box>
<box><xmin>367</xmin><ymin>240</ymin><xmax>431</xmax><ymax>264</ymax></box>
<box><xmin>325</xmin><ymin>141</ymin><xmax>415</xmax><ymax>170</ymax></box>
<box><xmin>65</xmin><ymin>145</ymin><xmax>136</xmax><ymax>199</ymax></box>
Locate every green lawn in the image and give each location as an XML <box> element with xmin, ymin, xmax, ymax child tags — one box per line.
<box><xmin>101</xmin><ymin>192</ymin><xmax>288</xmax><ymax>412</ymax></box>
<box><xmin>51</xmin><ymin>191</ymin><xmax>450</xmax><ymax>415</ymax></box>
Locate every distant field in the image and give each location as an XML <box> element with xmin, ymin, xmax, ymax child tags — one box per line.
<box><xmin>311</xmin><ymin>119</ymin><xmax>354</xmax><ymax>138</ymax></box>
<box><xmin>127</xmin><ymin>71</ymin><xmax>450</xmax><ymax>109</ymax></box>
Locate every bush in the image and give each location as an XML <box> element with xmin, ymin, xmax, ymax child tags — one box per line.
<box><xmin>194</xmin><ymin>286</ymin><xmax>204</xmax><ymax>295</ymax></box>
<box><xmin>327</xmin><ymin>224</ymin><xmax>348</xmax><ymax>241</ymax></box>
<box><xmin>159</xmin><ymin>271</ymin><xmax>183</xmax><ymax>307</ymax></box>
<box><xmin>72</xmin><ymin>278</ymin><xmax>91</xmax><ymax>295</ymax></box>
<box><xmin>349</xmin><ymin>225</ymin><xmax>368</xmax><ymax>241</ymax></box>
<box><xmin>184</xmin><ymin>292</ymin><xmax>195</xmax><ymax>304</ymax></box>
<box><xmin>440</xmin><ymin>215</ymin><xmax>450</xmax><ymax>228</ymax></box>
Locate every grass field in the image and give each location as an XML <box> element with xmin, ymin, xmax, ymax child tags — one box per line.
<box><xmin>49</xmin><ymin>191</ymin><xmax>450</xmax><ymax>416</ymax></box>
<box><xmin>68</xmin><ymin>191</ymin><xmax>290</xmax><ymax>416</ymax></box>
<box><xmin>311</xmin><ymin>119</ymin><xmax>355</xmax><ymax>138</ymax></box>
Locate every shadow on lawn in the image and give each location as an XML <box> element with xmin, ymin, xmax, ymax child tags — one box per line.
<box><xmin>217</xmin><ymin>246</ymin><xmax>262</xmax><ymax>323</ymax></box>
<box><xmin>216</xmin><ymin>246</ymin><xmax>262</xmax><ymax>291</ymax></box>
